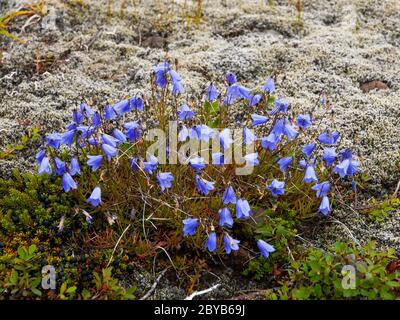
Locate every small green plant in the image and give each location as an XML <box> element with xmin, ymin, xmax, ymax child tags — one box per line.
<box><xmin>267</xmin><ymin>241</ymin><xmax>400</xmax><ymax>300</ymax></box>
<box><xmin>0</xmin><ymin>127</ymin><xmax>41</xmax><ymax>160</ymax></box>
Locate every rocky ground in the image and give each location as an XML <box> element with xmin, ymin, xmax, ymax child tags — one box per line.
<box><xmin>0</xmin><ymin>0</ymin><xmax>400</xmax><ymax>299</ymax></box>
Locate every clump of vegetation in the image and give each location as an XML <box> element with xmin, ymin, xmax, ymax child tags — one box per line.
<box><xmin>33</xmin><ymin>62</ymin><xmax>360</xmax><ymax>263</ymax></box>
<box><xmin>264</xmin><ymin>241</ymin><xmax>400</xmax><ymax>300</ymax></box>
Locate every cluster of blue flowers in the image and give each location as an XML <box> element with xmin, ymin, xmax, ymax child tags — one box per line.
<box><xmin>35</xmin><ymin>62</ymin><xmax>359</xmax><ymax>260</ymax></box>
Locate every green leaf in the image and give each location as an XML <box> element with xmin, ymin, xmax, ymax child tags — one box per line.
<box><xmin>28</xmin><ymin>244</ymin><xmax>37</xmax><ymax>256</ymax></box>
<box><xmin>31</xmin><ymin>288</ymin><xmax>42</xmax><ymax>296</ymax></box>
<box><xmin>17</xmin><ymin>246</ymin><xmax>26</xmax><ymax>259</ymax></box>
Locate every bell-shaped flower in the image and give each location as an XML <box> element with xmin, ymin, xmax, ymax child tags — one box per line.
<box><xmin>123</xmin><ymin>121</ymin><xmax>142</xmax><ymax>141</ymax></box>
<box><xmin>257</xmin><ymin>240</ymin><xmax>275</xmax><ymax>258</ymax></box>
<box><xmin>301</xmin><ymin>143</ymin><xmax>316</xmax><ymax>158</ymax></box>
<box><xmin>277</xmin><ymin>157</ymin><xmax>292</xmax><ymax>172</ymax></box>
<box><xmin>69</xmin><ymin>157</ymin><xmax>81</xmax><ymax>176</ymax></box>
<box><xmin>87</xmin><ymin>186</ymin><xmax>102</xmax><ymax>207</ymax></box>
<box><xmin>219</xmin><ymin>207</ymin><xmax>234</xmax><ymax>228</ymax></box>
<box><xmin>248</xmin><ymin>94</ymin><xmax>262</xmax><ymax>107</ymax></box>
<box><xmin>261</xmin><ymin>133</ymin><xmax>281</xmax><ymax>152</ymax></box>
<box><xmin>251</xmin><ymin>114</ymin><xmax>268</xmax><ymax>126</ymax></box>
<box><xmin>104</xmin><ymin>105</ymin><xmax>117</xmax><ymax>120</ymax></box>
<box><xmin>225</xmin><ymin>72</ymin><xmax>237</xmax><ymax>85</ymax></box>
<box><xmin>318</xmin><ymin>196</ymin><xmax>330</xmax><ymax>215</ymax></box>
<box><xmin>38</xmin><ymin>156</ymin><xmax>52</xmax><ymax>175</ymax></box>
<box><xmin>223</xmin><ymin>234</ymin><xmax>240</xmax><ymax>254</ymax></box>
<box><xmin>235</xmin><ymin>199</ymin><xmax>252</xmax><ymax>219</ymax></box>
<box><xmin>102</xmin><ymin>143</ymin><xmax>118</xmax><ymax>161</ymax></box>
<box><xmin>271</xmin><ymin>98</ymin><xmax>289</xmax><ymax>115</ymax></box>
<box><xmin>61</xmin><ymin>130</ymin><xmax>76</xmax><ymax>148</ymax></box>
<box><xmin>143</xmin><ymin>155</ymin><xmax>159</xmax><ymax>174</ymax></box>
<box><xmin>87</xmin><ymin>155</ymin><xmax>103</xmax><ymax>172</ymax></box>
<box><xmin>170</xmin><ymin>69</ymin><xmax>184</xmax><ymax>94</ymax></box>
<box><xmin>268</xmin><ymin>179</ymin><xmax>285</xmax><ymax>197</ymax></box>
<box><xmin>189</xmin><ymin>156</ymin><xmax>206</xmax><ymax>172</ymax></box>
<box><xmin>205</xmin><ymin>232</ymin><xmax>217</xmax><ymax>252</ymax></box>
<box><xmin>177</xmin><ymin>104</ymin><xmax>195</xmax><ymax>121</ymax></box>
<box><xmin>304</xmin><ymin>164</ymin><xmax>318</xmax><ymax>184</ymax></box>
<box><xmin>322</xmin><ymin>148</ymin><xmax>337</xmax><ymax>166</ymax></box>
<box><xmin>312</xmin><ymin>181</ymin><xmax>331</xmax><ymax>198</ymax></box>
<box><xmin>222</xmin><ymin>186</ymin><xmax>237</xmax><ymax>205</ymax></box>
<box><xmin>36</xmin><ymin>150</ymin><xmax>45</xmax><ymax>164</ymax></box>
<box><xmin>62</xmin><ymin>172</ymin><xmax>77</xmax><ymax>192</ymax></box>
<box><xmin>195</xmin><ymin>175</ymin><xmax>215</xmax><ymax>195</ymax></box>
<box><xmin>261</xmin><ymin>78</ymin><xmax>275</xmax><ymax>94</ymax></box>
<box><xmin>182</xmin><ymin>218</ymin><xmax>198</xmax><ymax>236</ymax></box>
<box><xmin>153</xmin><ymin>62</ymin><xmax>169</xmax><ymax>88</ymax></box>
<box><xmin>113</xmin><ymin>129</ymin><xmax>127</xmax><ymax>144</ymax></box>
<box><xmin>318</xmin><ymin>131</ymin><xmax>339</xmax><ymax>145</ymax></box>
<box><xmin>54</xmin><ymin>158</ymin><xmax>66</xmax><ymax>176</ymax></box>
<box><xmin>157</xmin><ymin>172</ymin><xmax>174</xmax><ymax>191</ymax></box>
<box><xmin>130</xmin><ymin>96</ymin><xmax>144</xmax><ymax>111</ymax></box>
<box><xmin>46</xmin><ymin>132</ymin><xmax>61</xmax><ymax>150</ymax></box>
<box><xmin>114</xmin><ymin>99</ymin><xmax>131</xmax><ymax>115</ymax></box>
<box><xmin>297</xmin><ymin>114</ymin><xmax>312</xmax><ymax>129</ymax></box>
<box><xmin>101</xmin><ymin>134</ymin><xmax>118</xmax><ymax>147</ymax></box>
<box><xmin>206</xmin><ymin>83</ymin><xmax>219</xmax><ymax>101</ymax></box>
<box><xmin>283</xmin><ymin>119</ymin><xmax>298</xmax><ymax>140</ymax></box>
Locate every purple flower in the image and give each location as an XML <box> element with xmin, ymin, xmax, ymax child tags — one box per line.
<box><xmin>72</xmin><ymin>110</ymin><xmax>84</xmax><ymax>124</ymax></box>
<box><xmin>277</xmin><ymin>157</ymin><xmax>292</xmax><ymax>172</ymax></box>
<box><xmin>283</xmin><ymin>119</ymin><xmax>298</xmax><ymax>140</ymax></box>
<box><xmin>36</xmin><ymin>150</ymin><xmax>45</xmax><ymax>164</ymax></box>
<box><xmin>312</xmin><ymin>181</ymin><xmax>331</xmax><ymax>198</ymax></box>
<box><xmin>104</xmin><ymin>105</ymin><xmax>117</xmax><ymax>120</ymax></box>
<box><xmin>322</xmin><ymin>148</ymin><xmax>337</xmax><ymax>166</ymax></box>
<box><xmin>271</xmin><ymin>119</ymin><xmax>284</xmax><ymax>136</ymax></box>
<box><xmin>224</xmin><ymin>234</ymin><xmax>240</xmax><ymax>254</ymax></box>
<box><xmin>189</xmin><ymin>125</ymin><xmax>201</xmax><ymax>140</ymax></box>
<box><xmin>157</xmin><ymin>172</ymin><xmax>174</xmax><ymax>191</ymax></box>
<box><xmin>222</xmin><ymin>186</ymin><xmax>237</xmax><ymax>205</ymax></box>
<box><xmin>248</xmin><ymin>94</ymin><xmax>262</xmax><ymax>107</ymax></box>
<box><xmin>225</xmin><ymin>72</ymin><xmax>237</xmax><ymax>85</ymax></box>
<box><xmin>62</xmin><ymin>172</ymin><xmax>77</xmax><ymax>192</ymax></box>
<box><xmin>46</xmin><ymin>132</ymin><xmax>61</xmax><ymax>150</ymax></box>
<box><xmin>251</xmin><ymin>114</ymin><xmax>268</xmax><ymax>126</ymax></box>
<box><xmin>170</xmin><ymin>69</ymin><xmax>184</xmax><ymax>94</ymax></box>
<box><xmin>189</xmin><ymin>156</ymin><xmax>206</xmax><ymax>172</ymax></box>
<box><xmin>244</xmin><ymin>152</ymin><xmax>259</xmax><ymax>166</ymax></box>
<box><xmin>268</xmin><ymin>179</ymin><xmax>285</xmax><ymax>197</ymax></box>
<box><xmin>87</xmin><ymin>136</ymin><xmax>98</xmax><ymax>146</ymax></box>
<box><xmin>87</xmin><ymin>155</ymin><xmax>103</xmax><ymax>172</ymax></box>
<box><xmin>195</xmin><ymin>175</ymin><xmax>215</xmax><ymax>195</ymax></box>
<box><xmin>299</xmin><ymin>159</ymin><xmax>307</xmax><ymax>168</ymax></box>
<box><xmin>38</xmin><ymin>157</ymin><xmax>52</xmax><ymax>175</ymax></box>
<box><xmin>102</xmin><ymin>143</ymin><xmax>118</xmax><ymax>161</ymax></box>
<box><xmin>69</xmin><ymin>157</ymin><xmax>81</xmax><ymax>176</ymax></box>
<box><xmin>262</xmin><ymin>78</ymin><xmax>275</xmax><ymax>94</ymax></box>
<box><xmin>318</xmin><ymin>131</ymin><xmax>340</xmax><ymax>145</ymax></box>
<box><xmin>102</xmin><ymin>134</ymin><xmax>119</xmax><ymax>147</ymax></box>
<box><xmin>205</xmin><ymin>232</ymin><xmax>217</xmax><ymax>252</ymax></box>
<box><xmin>61</xmin><ymin>130</ymin><xmax>76</xmax><ymax>148</ymax></box>
<box><xmin>153</xmin><ymin>62</ymin><xmax>169</xmax><ymax>88</ymax></box>
<box><xmin>91</xmin><ymin>112</ymin><xmax>101</xmax><ymax>127</ymax></box>
<box><xmin>143</xmin><ymin>155</ymin><xmax>159</xmax><ymax>174</ymax></box>
<box><xmin>297</xmin><ymin>114</ymin><xmax>312</xmax><ymax>129</ymax></box>
<box><xmin>113</xmin><ymin>129</ymin><xmax>127</xmax><ymax>144</ymax></box>
<box><xmin>114</xmin><ymin>99</ymin><xmax>131</xmax><ymax>115</ymax></box>
<box><xmin>219</xmin><ymin>207</ymin><xmax>234</xmax><ymax>228</ymax></box>
<box><xmin>219</xmin><ymin>129</ymin><xmax>233</xmax><ymax>149</ymax></box>
<box><xmin>206</xmin><ymin>83</ymin><xmax>219</xmax><ymax>101</ymax></box>
<box><xmin>80</xmin><ymin>102</ymin><xmax>95</xmax><ymax>117</ymax></box>
<box><xmin>318</xmin><ymin>196</ymin><xmax>330</xmax><ymax>215</ymax></box>
<box><xmin>243</xmin><ymin>127</ymin><xmax>257</xmax><ymax>145</ymax></box>
<box><xmin>333</xmin><ymin>158</ymin><xmax>359</xmax><ymax>178</ymax></box>
<box><xmin>257</xmin><ymin>240</ymin><xmax>276</xmax><ymax>258</ymax></box>
<box><xmin>272</xmin><ymin>98</ymin><xmax>289</xmax><ymax>115</ymax></box>
<box><xmin>177</xmin><ymin>104</ymin><xmax>195</xmax><ymax>121</ymax></box>
<box><xmin>87</xmin><ymin>186</ymin><xmax>102</xmax><ymax>207</ymax></box>
<box><xmin>123</xmin><ymin>121</ymin><xmax>142</xmax><ymax>141</ymax></box>
<box><xmin>301</xmin><ymin>143</ymin><xmax>316</xmax><ymax>158</ymax></box>
<box><xmin>224</xmin><ymin>84</ymin><xmax>251</xmax><ymax>105</ymax></box>
<box><xmin>54</xmin><ymin>158</ymin><xmax>66</xmax><ymax>176</ymax></box>
<box><xmin>261</xmin><ymin>133</ymin><xmax>281</xmax><ymax>152</ymax></box>
<box><xmin>183</xmin><ymin>218</ymin><xmax>198</xmax><ymax>236</ymax></box>
<box><xmin>130</xmin><ymin>96</ymin><xmax>144</xmax><ymax>111</ymax></box>
<box><xmin>304</xmin><ymin>165</ymin><xmax>318</xmax><ymax>184</ymax></box>
<box><xmin>236</xmin><ymin>199</ymin><xmax>252</xmax><ymax>219</ymax></box>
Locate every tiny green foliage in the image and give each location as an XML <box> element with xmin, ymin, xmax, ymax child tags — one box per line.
<box><xmin>267</xmin><ymin>241</ymin><xmax>400</xmax><ymax>300</ymax></box>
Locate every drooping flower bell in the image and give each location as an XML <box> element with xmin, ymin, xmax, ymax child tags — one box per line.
<box><xmin>261</xmin><ymin>78</ymin><xmax>275</xmax><ymax>94</ymax></box>
<box><xmin>62</xmin><ymin>172</ymin><xmax>77</xmax><ymax>192</ymax></box>
<box><xmin>268</xmin><ymin>179</ymin><xmax>285</xmax><ymax>197</ymax></box>
<box><xmin>189</xmin><ymin>156</ymin><xmax>206</xmax><ymax>172</ymax></box>
<box><xmin>277</xmin><ymin>157</ymin><xmax>292</xmax><ymax>172</ymax></box>
<box><xmin>87</xmin><ymin>155</ymin><xmax>103</xmax><ymax>172</ymax></box>
<box><xmin>206</xmin><ymin>83</ymin><xmax>219</xmax><ymax>102</ymax></box>
<box><xmin>205</xmin><ymin>232</ymin><xmax>217</xmax><ymax>252</ymax></box>
<box><xmin>38</xmin><ymin>156</ymin><xmax>52</xmax><ymax>175</ymax></box>
<box><xmin>219</xmin><ymin>207</ymin><xmax>234</xmax><ymax>228</ymax></box>
<box><xmin>87</xmin><ymin>186</ymin><xmax>102</xmax><ymax>207</ymax></box>
<box><xmin>257</xmin><ymin>240</ymin><xmax>275</xmax><ymax>258</ymax></box>
<box><xmin>222</xmin><ymin>186</ymin><xmax>237</xmax><ymax>205</ymax></box>
<box><xmin>251</xmin><ymin>114</ymin><xmax>268</xmax><ymax>126</ymax></box>
<box><xmin>195</xmin><ymin>175</ymin><xmax>215</xmax><ymax>195</ymax></box>
<box><xmin>235</xmin><ymin>199</ymin><xmax>252</xmax><ymax>219</ymax></box>
<box><xmin>177</xmin><ymin>104</ymin><xmax>195</xmax><ymax>121</ymax></box>
<box><xmin>311</xmin><ymin>181</ymin><xmax>331</xmax><ymax>198</ymax></box>
<box><xmin>223</xmin><ymin>234</ymin><xmax>240</xmax><ymax>254</ymax></box>
<box><xmin>301</xmin><ymin>143</ymin><xmax>316</xmax><ymax>158</ymax></box>
<box><xmin>322</xmin><ymin>147</ymin><xmax>337</xmax><ymax>166</ymax></box>
<box><xmin>182</xmin><ymin>218</ymin><xmax>198</xmax><ymax>236</ymax></box>
<box><xmin>318</xmin><ymin>196</ymin><xmax>330</xmax><ymax>215</ymax></box>
<box><xmin>157</xmin><ymin>172</ymin><xmax>174</xmax><ymax>192</ymax></box>
<box><xmin>318</xmin><ymin>131</ymin><xmax>339</xmax><ymax>145</ymax></box>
